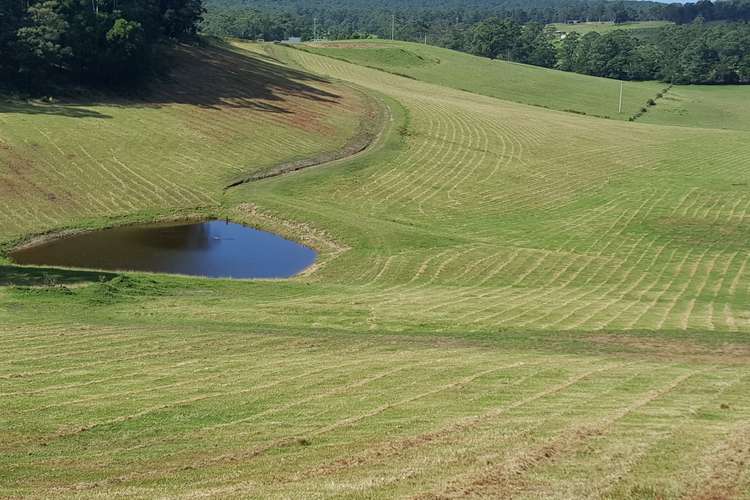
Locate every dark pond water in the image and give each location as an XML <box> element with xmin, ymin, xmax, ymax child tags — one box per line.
<box><xmin>9</xmin><ymin>220</ymin><xmax>317</xmax><ymax>279</ymax></box>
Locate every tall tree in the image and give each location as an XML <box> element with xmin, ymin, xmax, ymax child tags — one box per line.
<box><xmin>1</xmin><ymin>0</ymin><xmax>205</xmax><ymax>88</ymax></box>
<box><xmin>16</xmin><ymin>1</ymin><xmax>72</xmax><ymax>79</ymax></box>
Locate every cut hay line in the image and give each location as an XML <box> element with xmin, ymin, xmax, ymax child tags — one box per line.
<box><xmin>426</xmin><ymin>368</ymin><xmax>702</xmax><ymax>498</ymax></box>
<box><xmin>299</xmin><ymin>362</ymin><xmax>636</xmax><ymax>488</ymax></box>
<box><xmin>196</xmin><ymin>361</ymin><xmax>428</xmax><ymax>434</ymax></box>
<box><xmin>15</xmin><ymin>343</ymin><xmax>331</xmax><ymax>410</ymax></box>
<box><xmin>595</xmin><ymin>372</ymin><xmax>749</xmax><ymax>499</ymax></box>
<box><xmin>683</xmin><ymin>422</ymin><xmax>750</xmax><ymax>500</ymax></box>
<box><xmin>49</xmin><ymin>363</ymin><xmax>520</xmax><ymax>491</ymax></box>
<box><xmin>49</xmin><ymin>357</ymin><xmax>370</xmax><ymax>440</ymax></box>
<box><xmin>0</xmin><ymin>346</ymin><xmax>199</xmax><ymax>381</ymax></box>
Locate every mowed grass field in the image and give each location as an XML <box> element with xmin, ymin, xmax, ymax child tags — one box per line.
<box><xmin>3</xmin><ymin>319</ymin><xmax>749</xmax><ymax>498</ymax></box>
<box><xmin>639</xmin><ymin>85</ymin><xmax>750</xmax><ymax>132</ymax></box>
<box><xmin>300</xmin><ymin>39</ymin><xmax>666</xmax><ymax>120</ymax></box>
<box><xmin>2</xmin><ymin>40</ymin><xmax>750</xmax><ymax>498</ymax></box>
<box><xmin>0</xmin><ymin>42</ymin><xmax>372</xmax><ymax>243</ymax></box>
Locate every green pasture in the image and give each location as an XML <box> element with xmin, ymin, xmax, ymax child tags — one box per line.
<box><xmin>301</xmin><ymin>39</ymin><xmax>667</xmax><ymax>120</ymax></box>
<box><xmin>1</xmin><ymin>39</ymin><xmax>749</xmax><ymax>497</ymax></box>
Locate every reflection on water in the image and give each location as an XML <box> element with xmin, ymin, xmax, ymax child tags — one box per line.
<box><xmin>131</xmin><ymin>222</ymin><xmax>215</xmax><ymax>250</ymax></box>
<box><xmin>10</xmin><ymin>220</ymin><xmax>317</xmax><ymax>279</ymax></box>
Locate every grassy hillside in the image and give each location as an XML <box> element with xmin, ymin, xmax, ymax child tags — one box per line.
<box><xmin>1</xmin><ymin>40</ymin><xmax>750</xmax><ymax>497</ymax></box>
<box><xmin>301</xmin><ymin>39</ymin><xmax>666</xmax><ymax>120</ymax></box>
<box><xmin>0</xmin><ymin>43</ymin><xmax>374</xmax><ymax>243</ymax></box>
<box><xmin>224</xmin><ymin>41</ymin><xmax>750</xmax><ymax>336</ymax></box>
<box><xmin>638</xmin><ymin>85</ymin><xmax>750</xmax><ymax>131</ymax></box>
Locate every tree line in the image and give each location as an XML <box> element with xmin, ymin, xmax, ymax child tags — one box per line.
<box><xmin>559</xmin><ymin>22</ymin><xmax>750</xmax><ymax>83</ymax></box>
<box><xmin>200</xmin><ymin>0</ymin><xmax>666</xmax><ymax>43</ymax></box>
<box><xmin>201</xmin><ymin>0</ymin><xmax>750</xmax><ymax>43</ymax></box>
<box><xmin>662</xmin><ymin>0</ymin><xmax>750</xmax><ymax>25</ymax></box>
<box><xmin>0</xmin><ymin>0</ymin><xmax>204</xmax><ymax>89</ymax></box>
<box><xmin>463</xmin><ymin>19</ymin><xmax>750</xmax><ymax>84</ymax></box>
<box><xmin>4</xmin><ymin>0</ymin><xmax>749</xmax><ymax>90</ymax></box>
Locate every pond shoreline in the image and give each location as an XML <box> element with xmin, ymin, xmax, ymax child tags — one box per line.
<box><xmin>9</xmin><ymin>219</ymin><xmax>318</xmax><ymax>279</ymax></box>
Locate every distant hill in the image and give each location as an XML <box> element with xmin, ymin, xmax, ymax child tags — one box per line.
<box><xmin>299</xmin><ymin>40</ymin><xmax>665</xmax><ymax>120</ymax></box>
<box><xmin>206</xmin><ymin>0</ymin><xmax>663</xmax><ymax>9</ymax></box>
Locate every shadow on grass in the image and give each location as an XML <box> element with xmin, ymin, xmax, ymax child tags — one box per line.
<box><xmin>0</xmin><ymin>265</ymin><xmax>117</xmax><ymax>286</ymax></box>
<box><xmin>0</xmin><ymin>101</ymin><xmax>112</xmax><ymax>119</ymax></box>
<box><xmin>0</xmin><ymin>42</ymin><xmax>342</xmax><ymax>118</ymax></box>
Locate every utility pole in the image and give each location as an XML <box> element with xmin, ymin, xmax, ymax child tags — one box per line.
<box><xmin>391</xmin><ymin>14</ymin><xmax>395</xmax><ymax>41</ymax></box>
<box><xmin>618</xmin><ymin>81</ymin><xmax>623</xmax><ymax>113</ymax></box>
<box><xmin>424</xmin><ymin>34</ymin><xmax>427</xmax><ymax>44</ymax></box>
<box><xmin>313</xmin><ymin>17</ymin><xmax>317</xmax><ymax>41</ymax></box>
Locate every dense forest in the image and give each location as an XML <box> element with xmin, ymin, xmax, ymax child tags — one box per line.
<box><xmin>466</xmin><ymin>20</ymin><xmax>750</xmax><ymax>83</ymax></box>
<box><xmin>0</xmin><ymin>0</ymin><xmax>204</xmax><ymax>88</ymax></box>
<box><xmin>201</xmin><ymin>0</ymin><xmax>659</xmax><ymax>43</ymax></box>
<box><xmin>201</xmin><ymin>0</ymin><xmax>750</xmax><ymax>42</ymax></box>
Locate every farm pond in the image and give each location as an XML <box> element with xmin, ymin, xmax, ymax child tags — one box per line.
<box><xmin>9</xmin><ymin>220</ymin><xmax>317</xmax><ymax>279</ymax></box>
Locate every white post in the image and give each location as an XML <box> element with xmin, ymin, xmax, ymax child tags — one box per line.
<box><xmin>392</xmin><ymin>15</ymin><xmax>395</xmax><ymax>40</ymax></box>
<box><xmin>619</xmin><ymin>81</ymin><xmax>623</xmax><ymax>114</ymax></box>
<box><xmin>313</xmin><ymin>17</ymin><xmax>317</xmax><ymax>41</ymax></box>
